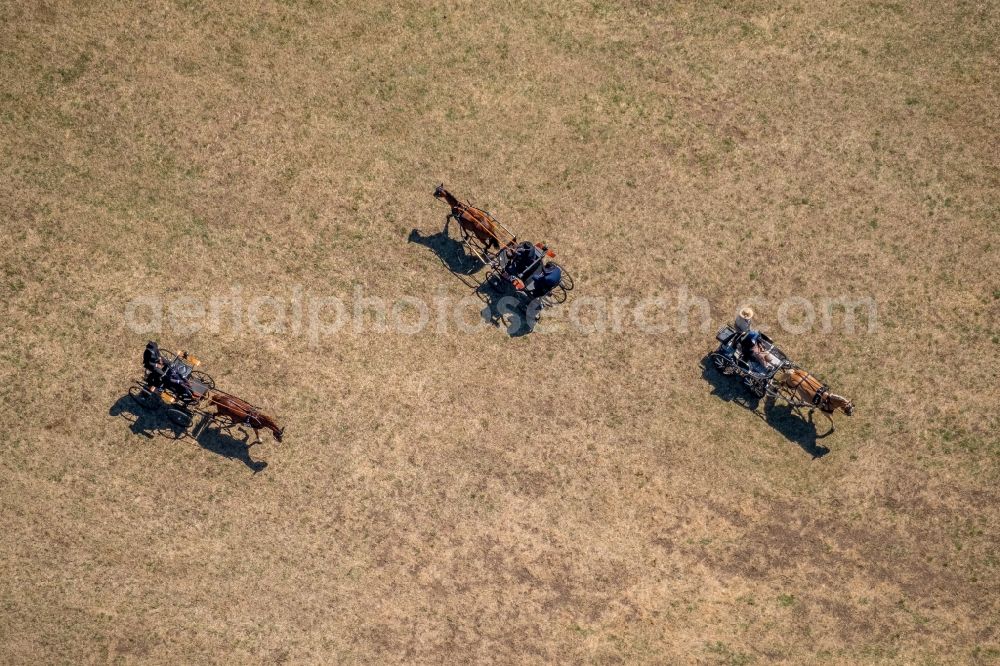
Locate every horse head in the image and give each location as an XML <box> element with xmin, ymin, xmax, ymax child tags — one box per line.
<box><xmin>255</xmin><ymin>413</ymin><xmax>284</xmax><ymax>442</ymax></box>
<box><xmin>828</xmin><ymin>394</ymin><xmax>854</xmax><ymax>416</ymax></box>
<box><xmin>433</xmin><ymin>183</ymin><xmax>461</xmax><ymax>210</ymax></box>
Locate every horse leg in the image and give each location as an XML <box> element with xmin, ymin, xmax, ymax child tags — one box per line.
<box><xmin>479</xmin><ymin>229</ymin><xmax>498</xmax><ymax>250</ymax></box>
<box><xmin>813</xmin><ymin>409</ymin><xmax>835</xmax><ymax>436</ymax></box>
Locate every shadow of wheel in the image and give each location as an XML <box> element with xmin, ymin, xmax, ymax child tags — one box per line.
<box><xmin>128</xmin><ymin>385</ymin><xmax>160</xmax><ymax>411</ymax></box>
<box><xmin>166</xmin><ymin>408</ymin><xmax>193</xmax><ymax>428</ymax></box>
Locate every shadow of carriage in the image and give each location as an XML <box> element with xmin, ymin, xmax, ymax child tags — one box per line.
<box><xmin>407</xmin><ymin>227</ymin><xmax>484</xmax><ymax>277</ymax></box>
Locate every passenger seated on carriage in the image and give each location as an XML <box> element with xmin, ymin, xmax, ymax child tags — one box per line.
<box><xmin>527</xmin><ymin>262</ymin><xmax>562</xmax><ymax>300</ymax></box>
<box><xmin>742</xmin><ymin>331</ymin><xmax>781</xmax><ymax>372</ymax></box>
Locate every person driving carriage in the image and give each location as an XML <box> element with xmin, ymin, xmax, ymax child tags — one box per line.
<box><xmin>506</xmin><ymin>241</ymin><xmax>537</xmax><ymax>278</ymax></box>
<box><xmin>143</xmin><ymin>341</ymin><xmax>166</xmax><ymax>386</ymax></box>
<box><xmin>503</xmin><ymin>241</ymin><xmax>562</xmax><ymax>299</ymax></box>
<box><xmin>142</xmin><ymin>341</ymin><xmax>194</xmax><ymax>402</ymax></box>
<box><xmin>734</xmin><ymin>310</ymin><xmax>781</xmax><ymax>372</ymax></box>
<box><xmin>163</xmin><ymin>363</ymin><xmax>195</xmax><ymax>403</ymax></box>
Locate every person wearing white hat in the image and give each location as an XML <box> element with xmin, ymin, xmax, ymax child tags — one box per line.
<box><xmin>735</xmin><ymin>306</ymin><xmax>755</xmax><ymax>332</ymax></box>
<box><xmin>735</xmin><ymin>308</ymin><xmax>781</xmax><ymax>371</ymax></box>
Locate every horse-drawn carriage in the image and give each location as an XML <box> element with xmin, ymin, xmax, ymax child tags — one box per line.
<box><xmin>710</xmin><ymin>324</ymin><xmax>789</xmax><ymax>398</ymax></box>
<box><xmin>433</xmin><ymin>184</ymin><xmax>574</xmax><ymax>306</ymax></box>
<box><xmin>129</xmin><ymin>348</ymin><xmax>214</xmax><ymax>428</ymax></box>
<box><xmin>710</xmin><ymin>320</ymin><xmax>855</xmax><ymax>419</ymax></box>
<box><xmin>128</xmin><ymin>343</ymin><xmax>284</xmax><ymax>443</ymax></box>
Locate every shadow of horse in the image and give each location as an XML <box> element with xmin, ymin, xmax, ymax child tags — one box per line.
<box><xmin>700</xmin><ymin>355</ymin><xmax>831</xmax><ymax>458</ymax></box>
<box><xmin>191</xmin><ymin>419</ymin><xmax>268</xmax><ymax>473</ymax></box>
<box><xmin>109</xmin><ymin>393</ymin><xmax>267</xmax><ymax>472</ymax></box>
<box><xmin>408</xmin><ymin>218</ymin><xmax>484</xmax><ymax>277</ymax></box>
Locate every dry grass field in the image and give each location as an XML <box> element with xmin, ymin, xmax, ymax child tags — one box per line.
<box><xmin>2</xmin><ymin>0</ymin><xmax>998</xmax><ymax>663</ymax></box>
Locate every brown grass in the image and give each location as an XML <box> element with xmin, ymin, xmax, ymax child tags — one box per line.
<box><xmin>1</xmin><ymin>0</ymin><xmax>998</xmax><ymax>663</ymax></box>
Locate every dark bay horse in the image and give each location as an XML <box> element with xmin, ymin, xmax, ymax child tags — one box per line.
<box><xmin>774</xmin><ymin>367</ymin><xmax>854</xmax><ymax>416</ymax></box>
<box><xmin>208</xmin><ymin>392</ymin><xmax>284</xmax><ymax>444</ymax></box>
<box><xmin>433</xmin><ymin>184</ymin><xmax>505</xmax><ymax>250</ymax></box>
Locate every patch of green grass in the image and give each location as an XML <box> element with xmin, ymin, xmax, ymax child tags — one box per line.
<box><xmin>56</xmin><ymin>52</ymin><xmax>92</xmax><ymax>85</ymax></box>
<box><xmin>972</xmin><ymin>646</ymin><xmax>1000</xmax><ymax>661</ymax></box>
<box><xmin>706</xmin><ymin>640</ymin><xmax>753</xmax><ymax>665</ymax></box>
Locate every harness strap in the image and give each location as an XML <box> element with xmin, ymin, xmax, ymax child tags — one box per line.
<box><xmin>789</xmin><ymin>370</ymin><xmax>830</xmax><ymax>409</ymax></box>
<box><xmin>213</xmin><ymin>393</ymin><xmax>262</xmax><ymax>424</ymax></box>
<box><xmin>791</xmin><ymin>371</ymin><xmax>811</xmax><ymax>393</ymax></box>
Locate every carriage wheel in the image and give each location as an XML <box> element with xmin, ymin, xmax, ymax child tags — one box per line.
<box><xmin>710</xmin><ymin>353</ymin><xmax>735</xmax><ymax>376</ymax></box>
<box><xmin>191</xmin><ymin>370</ymin><xmax>215</xmax><ymax>389</ymax></box>
<box><xmin>550</xmin><ymin>263</ymin><xmax>574</xmax><ymax>290</ymax></box>
<box><xmin>128</xmin><ymin>385</ymin><xmax>160</xmax><ymax>411</ymax></box>
<box><xmin>166</xmin><ymin>408</ymin><xmax>193</xmax><ymax>428</ymax></box>
<box><xmin>744</xmin><ymin>376</ymin><xmax>766</xmax><ymax>398</ymax></box>
<box><xmin>542</xmin><ymin>285</ymin><xmax>568</xmax><ymax>305</ymax></box>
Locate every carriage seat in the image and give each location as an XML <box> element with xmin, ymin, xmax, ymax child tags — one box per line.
<box><xmin>167</xmin><ymin>359</ymin><xmax>193</xmax><ymax>380</ymax></box>
<box><xmin>716</xmin><ymin>325</ymin><xmax>738</xmax><ymax>345</ymax></box>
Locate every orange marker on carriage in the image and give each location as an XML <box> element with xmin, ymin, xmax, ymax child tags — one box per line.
<box><xmin>534</xmin><ymin>241</ymin><xmax>556</xmax><ymax>258</ymax></box>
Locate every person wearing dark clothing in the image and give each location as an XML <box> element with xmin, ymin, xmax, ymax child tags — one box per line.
<box><xmin>506</xmin><ymin>241</ymin><xmax>538</xmax><ymax>279</ymax></box>
<box><xmin>163</xmin><ymin>363</ymin><xmax>194</xmax><ymax>403</ymax></box>
<box><xmin>143</xmin><ymin>341</ymin><xmax>166</xmax><ymax>388</ymax></box>
<box><xmin>527</xmin><ymin>262</ymin><xmax>562</xmax><ymax>299</ymax></box>
<box><xmin>143</xmin><ymin>341</ymin><xmax>161</xmax><ymax>372</ymax></box>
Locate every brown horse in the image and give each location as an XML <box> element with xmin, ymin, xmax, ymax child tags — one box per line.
<box><xmin>774</xmin><ymin>367</ymin><xmax>854</xmax><ymax>416</ymax></box>
<box><xmin>433</xmin><ymin>184</ymin><xmax>505</xmax><ymax>251</ymax></box>
<box><xmin>207</xmin><ymin>392</ymin><xmax>284</xmax><ymax>444</ymax></box>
